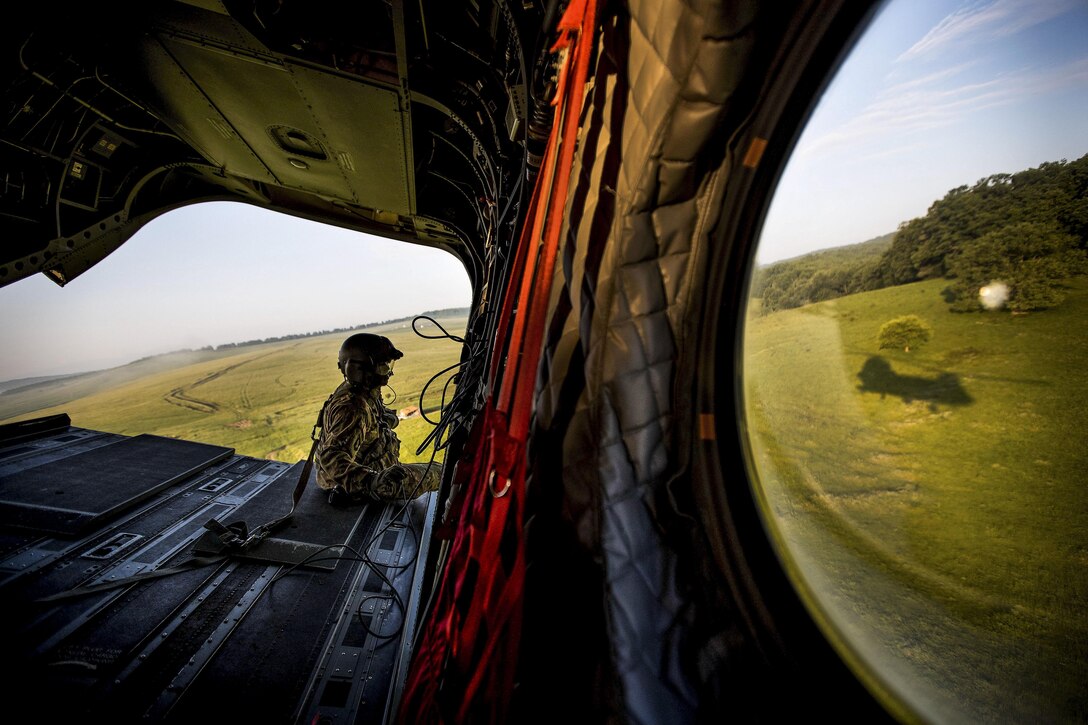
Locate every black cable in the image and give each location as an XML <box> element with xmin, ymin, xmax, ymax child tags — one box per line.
<box><xmin>265</xmin><ymin>546</ymin><xmax>409</xmax><ymax>643</ymax></box>
<box><xmin>415</xmin><ymin>348</ymin><xmax>487</xmax><ymax>454</ymax></box>
<box><xmin>266</xmin><ymin>528</ymin><xmax>419</xmax><ymax>642</ymax></box>
<box><xmin>416</xmin><ymin>361</ymin><xmax>461</xmax><ymax>426</ymax></box>
<box><xmin>410</xmin><ymin>313</ymin><xmax>487</xmax><ymax>454</ymax></box>
<box><xmin>429</xmin><ymin>130</ymin><xmax>497</xmax><ymax>204</ymax></box>
<box><xmin>412</xmin><ymin>315</ymin><xmax>467</xmax><ymax>343</ymax></box>
<box><xmin>497</xmin><ymin>163</ymin><xmax>525</xmax><ymax>227</ymax></box>
<box><xmin>417</xmin><ymin>359</ymin><xmax>463</xmax><ymax>424</ymax></box>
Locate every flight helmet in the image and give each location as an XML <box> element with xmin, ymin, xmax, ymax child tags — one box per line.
<box><xmin>338</xmin><ymin>333</ymin><xmax>403</xmax><ymax>388</ymax></box>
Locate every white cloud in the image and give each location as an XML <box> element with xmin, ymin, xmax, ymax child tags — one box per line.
<box><xmin>798</xmin><ymin>56</ymin><xmax>1088</xmax><ymax>161</ymax></box>
<box><xmin>898</xmin><ymin>0</ymin><xmax>1081</xmax><ymax>62</ymax></box>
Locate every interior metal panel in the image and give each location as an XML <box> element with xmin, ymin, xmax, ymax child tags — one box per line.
<box><xmin>138</xmin><ymin>36</ymin><xmax>278</xmax><ymax>183</ymax></box>
<box><xmin>0</xmin><ymin>434</ymin><xmax>233</xmax><ymax>536</ymax></box>
<box><xmin>159</xmin><ymin>36</ymin><xmax>412</xmax><ymax>213</ymax></box>
<box><xmin>289</xmin><ymin>61</ymin><xmax>413</xmax><ymax>214</ymax></box>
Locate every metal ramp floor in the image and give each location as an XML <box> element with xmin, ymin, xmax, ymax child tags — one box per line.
<box><xmin>0</xmin><ymin>416</ymin><xmax>435</xmax><ymax>724</ymax></box>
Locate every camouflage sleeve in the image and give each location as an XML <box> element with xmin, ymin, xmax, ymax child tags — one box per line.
<box><xmin>316</xmin><ymin>395</ymin><xmax>379</xmax><ymax>493</ymax></box>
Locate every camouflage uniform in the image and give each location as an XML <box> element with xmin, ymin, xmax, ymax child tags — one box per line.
<box><xmin>315</xmin><ymin>381</ymin><xmax>440</xmax><ymax>502</ymax></box>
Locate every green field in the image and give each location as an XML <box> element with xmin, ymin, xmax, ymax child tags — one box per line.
<box><xmin>0</xmin><ymin>314</ymin><xmax>469</xmax><ymax>466</ymax></box>
<box><xmin>744</xmin><ymin>277</ymin><xmax>1088</xmax><ymax>723</ymax></box>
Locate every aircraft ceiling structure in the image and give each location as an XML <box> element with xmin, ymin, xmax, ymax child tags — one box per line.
<box><xmin>0</xmin><ymin>0</ymin><xmax>541</xmax><ymax>292</ymax></box>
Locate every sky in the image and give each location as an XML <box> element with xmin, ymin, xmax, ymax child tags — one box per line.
<box><xmin>0</xmin><ymin>206</ymin><xmax>473</xmax><ymax>380</ymax></box>
<box><xmin>1</xmin><ymin>0</ymin><xmax>1086</xmax><ymax>381</ymax></box>
<box><xmin>758</xmin><ymin>0</ymin><xmax>1088</xmax><ymax>262</ymax></box>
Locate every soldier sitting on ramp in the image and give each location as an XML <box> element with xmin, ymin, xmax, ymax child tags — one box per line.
<box><xmin>315</xmin><ymin>333</ymin><xmax>440</xmax><ymax>506</ymax></box>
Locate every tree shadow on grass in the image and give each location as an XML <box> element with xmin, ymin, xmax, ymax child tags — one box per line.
<box><xmin>857</xmin><ymin>356</ymin><xmax>973</xmax><ymax>410</ymax></box>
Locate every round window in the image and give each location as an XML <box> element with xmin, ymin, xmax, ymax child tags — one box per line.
<box><xmin>741</xmin><ymin>1</ymin><xmax>1088</xmax><ymax>721</ymax></box>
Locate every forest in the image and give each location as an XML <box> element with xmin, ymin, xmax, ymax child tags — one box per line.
<box><xmin>752</xmin><ymin>154</ymin><xmax>1088</xmax><ymax>313</ymax></box>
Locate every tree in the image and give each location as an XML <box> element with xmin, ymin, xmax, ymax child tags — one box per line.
<box><xmin>878</xmin><ymin>315</ymin><xmax>932</xmax><ymax>352</ymax></box>
<box><xmin>944</xmin><ymin>221</ymin><xmax>1087</xmax><ymax>311</ymax></box>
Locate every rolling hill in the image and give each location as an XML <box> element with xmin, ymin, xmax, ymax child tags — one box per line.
<box><xmin>1</xmin><ymin>312</ymin><xmax>469</xmax><ymax>465</ymax></box>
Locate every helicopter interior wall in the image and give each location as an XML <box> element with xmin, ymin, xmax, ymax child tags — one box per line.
<box><xmin>521</xmin><ymin>1</ymin><xmax>770</xmax><ymax>719</ymax></box>
<box><xmin>514</xmin><ymin>0</ymin><xmax>890</xmax><ymax>722</ymax></box>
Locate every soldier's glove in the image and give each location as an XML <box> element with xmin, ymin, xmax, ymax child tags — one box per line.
<box><xmin>375</xmin><ymin>464</ymin><xmax>410</xmax><ymax>499</ymax></box>
<box><xmin>327</xmin><ymin>485</ymin><xmax>353</xmax><ymax>508</ymax></box>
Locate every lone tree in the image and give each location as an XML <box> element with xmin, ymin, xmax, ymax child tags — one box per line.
<box><xmin>878</xmin><ymin>315</ymin><xmax>932</xmax><ymax>352</ymax></box>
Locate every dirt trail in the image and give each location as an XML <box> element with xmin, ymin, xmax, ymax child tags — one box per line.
<box><xmin>162</xmin><ymin>348</ymin><xmax>288</xmax><ymax>414</ymax></box>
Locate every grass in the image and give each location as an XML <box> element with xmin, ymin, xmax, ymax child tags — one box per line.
<box><xmin>6</xmin><ymin>282</ymin><xmax>1084</xmax><ymax>721</ymax></box>
<box><xmin>0</xmin><ymin>314</ymin><xmax>469</xmax><ymax>466</ymax></box>
<box><xmin>743</xmin><ymin>276</ymin><xmax>1088</xmax><ymax>723</ymax></box>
